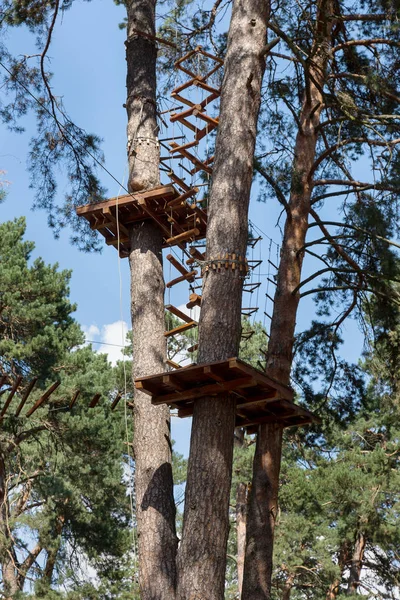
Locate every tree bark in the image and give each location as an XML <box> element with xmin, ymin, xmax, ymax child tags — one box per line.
<box><xmin>347</xmin><ymin>532</ymin><xmax>366</xmax><ymax>595</ymax></box>
<box><xmin>236</xmin><ymin>482</ymin><xmax>248</xmax><ymax>598</ymax></box>
<box><xmin>282</xmin><ymin>571</ymin><xmax>295</xmax><ymax>600</ymax></box>
<box><xmin>0</xmin><ymin>456</ymin><xmax>19</xmax><ymax>600</ymax></box>
<box><xmin>326</xmin><ymin>542</ymin><xmax>349</xmax><ymax>600</ymax></box>
<box><xmin>126</xmin><ymin>1</ymin><xmax>177</xmax><ymax>598</ymax></box>
<box><xmin>242</xmin><ymin>3</ymin><xmax>336</xmax><ymax>598</ymax></box>
<box><xmin>176</xmin><ymin>0</ymin><xmax>269</xmax><ymax>597</ymax></box>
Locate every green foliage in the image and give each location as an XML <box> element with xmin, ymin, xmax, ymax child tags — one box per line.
<box><xmin>0</xmin><ymin>221</ymin><xmax>135</xmax><ymax>598</ymax></box>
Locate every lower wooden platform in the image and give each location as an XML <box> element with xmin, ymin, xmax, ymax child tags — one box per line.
<box><xmin>76</xmin><ymin>185</ymin><xmax>207</xmax><ymax>257</ymax></box>
<box><xmin>135</xmin><ymin>358</ymin><xmax>318</xmax><ymax>430</ymax></box>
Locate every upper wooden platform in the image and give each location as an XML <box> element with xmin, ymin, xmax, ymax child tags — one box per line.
<box><xmin>76</xmin><ymin>185</ymin><xmax>207</xmax><ymax>257</ymax></box>
<box><xmin>135</xmin><ymin>358</ymin><xmax>318</xmax><ymax>430</ymax></box>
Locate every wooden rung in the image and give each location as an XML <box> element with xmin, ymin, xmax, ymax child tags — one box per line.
<box><xmin>167</xmin><ymin>170</ymin><xmax>192</xmax><ymax>192</ymax></box>
<box><xmin>186</xmin><ymin>293</ymin><xmax>202</xmax><ymax>309</ymax></box>
<box><xmin>166</xmin><ymin>187</ymin><xmax>198</xmax><ymax>208</ymax></box>
<box><xmin>174</xmin><ymin>48</ymin><xmax>198</xmax><ymax>67</ymax></box>
<box><xmin>189</xmin><ymin>246</ymin><xmax>205</xmax><ymax>261</ymax></box>
<box><xmin>196</xmin><ymin>122</ymin><xmax>217</xmax><ymax>142</ymax></box>
<box><xmin>89</xmin><ymin>393</ymin><xmax>101</xmax><ymax>408</ymax></box>
<box><xmin>171</xmin><ymin>92</ymin><xmax>196</xmax><ymax>109</ymax></box>
<box><xmin>169</xmin><ymin>142</ymin><xmax>212</xmax><ymax>175</ymax></box>
<box><xmin>188</xmin><ymin>343</ymin><xmax>199</xmax><ymax>353</ymax></box>
<box><xmin>194</xmin><ymin>79</ymin><xmax>221</xmax><ymax>96</ymax></box>
<box><xmin>69</xmin><ymin>390</ymin><xmax>80</xmax><ymax>409</ymax></box>
<box><xmin>171</xmin><ymin>78</ymin><xmax>198</xmax><ymax>95</ymax></box>
<box><xmin>170</xmin><ymin>104</ymin><xmax>202</xmax><ymax>123</ymax></box>
<box><xmin>0</xmin><ymin>376</ymin><xmax>22</xmax><ymax>418</ymax></box>
<box><xmin>26</xmin><ymin>381</ymin><xmax>61</xmax><ymax>417</ymax></box>
<box><xmin>166</xmin><ymin>228</ymin><xmax>200</xmax><ymax>246</ymax></box>
<box><xmin>166</xmin><ymin>270</ymin><xmax>197</xmax><ymax>288</ymax></box>
<box><xmin>111</xmin><ymin>392</ymin><xmax>122</xmax><ymax>410</ymax></box>
<box><xmin>166</xmin><ymin>304</ymin><xmax>195</xmax><ymax>323</ymax></box>
<box><xmin>169</xmin><ymin>139</ymin><xmax>199</xmax><ymax>154</ymax></box>
<box><xmin>170</xmin><ymin>114</ymin><xmax>198</xmax><ymax>134</ymax></box>
<box><xmin>166</xmin><ymin>254</ymin><xmax>191</xmax><ymax>277</ymax></box>
<box><xmin>167</xmin><ymin>359</ymin><xmax>182</xmax><ymax>370</ymax></box>
<box><xmin>164</xmin><ymin>321</ymin><xmax>198</xmax><ymax>337</ymax></box>
<box><xmin>15</xmin><ymin>378</ymin><xmax>38</xmax><ymax>417</ymax></box>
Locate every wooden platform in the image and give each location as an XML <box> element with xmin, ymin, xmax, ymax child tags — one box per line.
<box><xmin>76</xmin><ymin>185</ymin><xmax>207</xmax><ymax>257</ymax></box>
<box><xmin>135</xmin><ymin>358</ymin><xmax>318</xmax><ymax>430</ymax></box>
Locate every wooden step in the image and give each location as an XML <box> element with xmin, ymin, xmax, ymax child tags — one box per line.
<box><xmin>165</xmin><ymin>304</ymin><xmax>195</xmax><ymax>323</ymax></box>
<box><xmin>166</xmin><ymin>269</ymin><xmax>197</xmax><ymax>288</ymax></box>
<box><xmin>186</xmin><ymin>293</ymin><xmax>202</xmax><ymax>309</ymax></box>
<box><xmin>165</xmin><ymin>321</ymin><xmax>198</xmax><ymax>337</ymax></box>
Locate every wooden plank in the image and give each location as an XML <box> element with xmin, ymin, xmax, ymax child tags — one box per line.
<box><xmin>170</xmin><ymin>115</ymin><xmax>198</xmax><ymax>134</ymax></box>
<box><xmin>69</xmin><ymin>390</ymin><xmax>80</xmax><ymax>409</ymax></box>
<box><xmin>162</xmin><ymin>374</ymin><xmax>187</xmax><ymax>392</ymax></box>
<box><xmin>168</xmin><ymin>139</ymin><xmax>199</xmax><ymax>154</ymax></box>
<box><xmin>166</xmin><ymin>270</ymin><xmax>197</xmax><ymax>288</ymax></box>
<box><xmin>188</xmin><ymin>343</ymin><xmax>198</xmax><ymax>353</ymax></box>
<box><xmin>26</xmin><ymin>381</ymin><xmax>61</xmax><ymax>417</ymax></box>
<box><xmin>236</xmin><ymin>391</ymin><xmax>278</xmax><ymax>409</ymax></box>
<box><xmin>189</xmin><ymin>246</ymin><xmax>205</xmax><ymax>261</ymax></box>
<box><xmin>137</xmin><ymin>198</ymin><xmax>173</xmax><ymax>238</ymax></box>
<box><xmin>164</xmin><ymin>321</ymin><xmax>197</xmax><ymax>337</ymax></box>
<box><xmin>165</xmin><ymin>304</ymin><xmax>196</xmax><ymax>324</ymax></box>
<box><xmin>171</xmin><ymin>78</ymin><xmax>197</xmax><ymax>96</ymax></box>
<box><xmin>76</xmin><ymin>186</ymin><xmax>176</xmax><ymax>215</ymax></box>
<box><xmin>152</xmin><ymin>376</ymin><xmax>257</xmax><ymax>405</ymax></box>
<box><xmin>111</xmin><ymin>392</ymin><xmax>122</xmax><ymax>410</ymax></box>
<box><xmin>196</xmin><ymin>122</ymin><xmax>218</xmax><ymax>142</ymax></box>
<box><xmin>166</xmin><ymin>254</ymin><xmax>191</xmax><ymax>277</ymax></box>
<box><xmin>171</xmin><ymin>92</ymin><xmax>196</xmax><ymax>109</ymax></box>
<box><xmin>15</xmin><ymin>378</ymin><xmax>37</xmax><ymax>417</ymax></box>
<box><xmin>194</xmin><ymin>79</ymin><xmax>221</xmax><ymax>96</ymax></box>
<box><xmin>197</xmin><ymin>47</ymin><xmax>224</xmax><ymax>64</ymax></box>
<box><xmin>228</xmin><ymin>358</ymin><xmax>293</xmax><ymax>401</ymax></box>
<box><xmin>0</xmin><ymin>376</ymin><xmax>22</xmax><ymax>418</ymax></box>
<box><xmin>186</xmin><ymin>293</ymin><xmax>202</xmax><ymax>309</ymax></box>
<box><xmin>166</xmin><ymin>228</ymin><xmax>200</xmax><ymax>246</ymax></box>
<box><xmin>89</xmin><ymin>393</ymin><xmax>101</xmax><ymax>408</ymax></box>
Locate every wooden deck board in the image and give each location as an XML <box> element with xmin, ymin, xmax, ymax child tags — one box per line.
<box><xmin>134</xmin><ymin>358</ymin><xmax>318</xmax><ymax>429</ymax></box>
<box><xmin>76</xmin><ymin>185</ymin><xmax>207</xmax><ymax>255</ymax></box>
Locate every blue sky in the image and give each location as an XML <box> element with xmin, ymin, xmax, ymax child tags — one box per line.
<box><xmin>0</xmin><ymin>0</ymin><xmax>365</xmax><ymax>455</ymax></box>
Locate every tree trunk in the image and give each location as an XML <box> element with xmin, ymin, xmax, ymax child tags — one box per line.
<box><xmin>126</xmin><ymin>1</ymin><xmax>177</xmax><ymax>598</ymax></box>
<box><xmin>282</xmin><ymin>571</ymin><xmax>295</xmax><ymax>600</ymax></box>
<box><xmin>176</xmin><ymin>0</ymin><xmax>269</xmax><ymax>597</ymax></box>
<box><xmin>0</xmin><ymin>456</ymin><xmax>19</xmax><ymax>600</ymax></box>
<box><xmin>347</xmin><ymin>532</ymin><xmax>366</xmax><ymax>595</ymax></box>
<box><xmin>242</xmin><ymin>3</ymin><xmax>336</xmax><ymax>598</ymax></box>
<box><xmin>236</xmin><ymin>482</ymin><xmax>248</xmax><ymax>598</ymax></box>
<box><xmin>326</xmin><ymin>542</ymin><xmax>349</xmax><ymax>600</ymax></box>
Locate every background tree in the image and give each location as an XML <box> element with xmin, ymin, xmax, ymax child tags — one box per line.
<box><xmin>0</xmin><ymin>219</ymin><xmax>135</xmax><ymax>599</ymax></box>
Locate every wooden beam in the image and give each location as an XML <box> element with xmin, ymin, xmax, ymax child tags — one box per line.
<box><xmin>15</xmin><ymin>378</ymin><xmax>37</xmax><ymax>417</ymax></box>
<box><xmin>162</xmin><ymin>374</ymin><xmax>187</xmax><ymax>392</ymax></box>
<box><xmin>169</xmin><ymin>142</ymin><xmax>213</xmax><ymax>174</ymax></box>
<box><xmin>152</xmin><ymin>376</ymin><xmax>257</xmax><ymax>405</ymax></box>
<box><xmin>228</xmin><ymin>358</ymin><xmax>293</xmax><ymax>401</ymax></box>
<box><xmin>26</xmin><ymin>381</ymin><xmax>61</xmax><ymax>417</ymax></box>
<box><xmin>103</xmin><ymin>207</ymin><xmax>129</xmax><ymax>237</ymax></box>
<box><xmin>164</xmin><ymin>321</ymin><xmax>198</xmax><ymax>337</ymax></box>
<box><xmin>165</xmin><ymin>304</ymin><xmax>196</xmax><ymax>324</ymax></box>
<box><xmin>203</xmin><ymin>365</ymin><xmax>225</xmax><ymax>383</ymax></box>
<box><xmin>0</xmin><ymin>376</ymin><xmax>22</xmax><ymax>418</ymax></box>
<box><xmin>236</xmin><ymin>391</ymin><xmax>278</xmax><ymax>409</ymax></box>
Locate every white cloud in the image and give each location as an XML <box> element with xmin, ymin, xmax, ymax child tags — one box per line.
<box><xmin>83</xmin><ymin>320</ymin><xmax>129</xmax><ymax>366</ymax></box>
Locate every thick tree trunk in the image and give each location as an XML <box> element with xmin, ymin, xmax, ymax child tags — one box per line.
<box><xmin>236</xmin><ymin>482</ymin><xmax>248</xmax><ymax>598</ymax></box>
<box><xmin>126</xmin><ymin>1</ymin><xmax>177</xmax><ymax>598</ymax></box>
<box><xmin>347</xmin><ymin>532</ymin><xmax>366</xmax><ymax>595</ymax></box>
<box><xmin>242</xmin><ymin>3</ymin><xmax>336</xmax><ymax>598</ymax></box>
<box><xmin>176</xmin><ymin>0</ymin><xmax>268</xmax><ymax>598</ymax></box>
<box><xmin>0</xmin><ymin>456</ymin><xmax>19</xmax><ymax>600</ymax></box>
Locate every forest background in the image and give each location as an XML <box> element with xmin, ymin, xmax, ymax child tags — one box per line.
<box><xmin>1</xmin><ymin>0</ymin><xmax>400</xmax><ymax>598</ymax></box>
